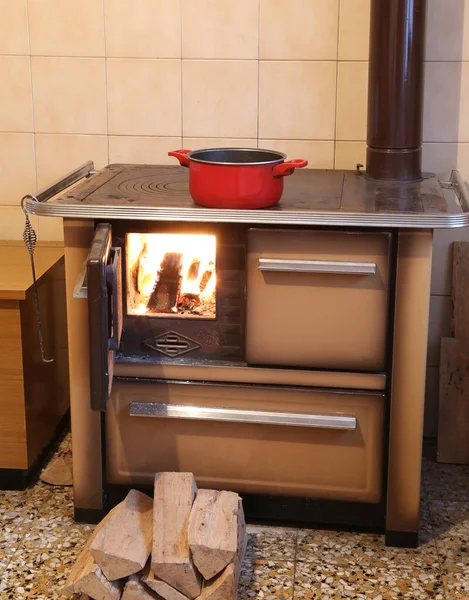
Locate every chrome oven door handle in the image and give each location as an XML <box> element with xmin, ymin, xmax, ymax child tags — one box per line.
<box><xmin>129</xmin><ymin>402</ymin><xmax>357</xmax><ymax>430</ymax></box>
<box><xmin>258</xmin><ymin>258</ymin><xmax>377</xmax><ymax>275</ymax></box>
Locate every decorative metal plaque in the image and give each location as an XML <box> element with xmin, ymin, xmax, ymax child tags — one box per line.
<box><xmin>143</xmin><ymin>331</ymin><xmax>201</xmax><ymax>358</ymax></box>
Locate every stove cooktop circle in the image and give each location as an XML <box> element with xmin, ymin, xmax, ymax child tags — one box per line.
<box><xmin>117</xmin><ymin>173</ymin><xmax>189</xmax><ymax>198</ymax></box>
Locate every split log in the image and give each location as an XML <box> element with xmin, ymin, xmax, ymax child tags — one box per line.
<box><xmin>62</xmin><ymin>533</ymin><xmax>123</xmax><ymax>600</ymax></box>
<box><xmin>186</xmin><ymin>259</ymin><xmax>201</xmax><ymax>282</ymax></box>
<box><xmin>438</xmin><ymin>337</ymin><xmax>469</xmax><ymax>463</ymax></box>
<box><xmin>40</xmin><ymin>454</ymin><xmax>73</xmax><ymax>486</ymax></box>
<box><xmin>147</xmin><ymin>253</ymin><xmax>183</xmax><ymax>313</ymax></box>
<box><xmin>121</xmin><ymin>574</ymin><xmax>161</xmax><ymax>600</ymax></box>
<box><xmin>142</xmin><ymin>563</ymin><xmax>189</xmax><ymax>600</ymax></box>
<box><xmin>188</xmin><ymin>490</ymin><xmax>240</xmax><ymax>580</ymax></box>
<box><xmin>152</xmin><ymin>472</ymin><xmax>201</xmax><ymax>599</ymax></box>
<box><xmin>452</xmin><ymin>242</ymin><xmax>469</xmax><ymax>338</ymax></box>
<box><xmin>199</xmin><ymin>269</ymin><xmax>213</xmax><ymax>293</ymax></box>
<box><xmin>90</xmin><ymin>489</ymin><xmax>153</xmax><ymax>581</ymax></box>
<box><xmin>196</xmin><ymin>498</ymin><xmax>247</xmax><ymax>600</ymax></box>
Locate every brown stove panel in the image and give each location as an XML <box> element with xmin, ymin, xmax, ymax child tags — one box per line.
<box><xmin>246</xmin><ymin>229</ymin><xmax>392</xmax><ymax>371</ymax></box>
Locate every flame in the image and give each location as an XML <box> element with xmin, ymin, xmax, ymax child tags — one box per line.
<box><xmin>127</xmin><ymin>233</ymin><xmax>216</xmax><ymax>318</ymax></box>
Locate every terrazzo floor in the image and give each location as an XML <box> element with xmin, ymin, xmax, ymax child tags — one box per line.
<box><xmin>0</xmin><ymin>433</ymin><xmax>468</xmax><ymax>599</ymax></box>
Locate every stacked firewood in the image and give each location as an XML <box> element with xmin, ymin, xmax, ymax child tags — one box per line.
<box><xmin>63</xmin><ymin>473</ymin><xmax>247</xmax><ymax>600</ymax></box>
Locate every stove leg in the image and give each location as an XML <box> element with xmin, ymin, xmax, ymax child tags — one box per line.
<box><xmin>386</xmin><ymin>230</ymin><xmax>433</xmax><ymax>547</ymax></box>
<box><xmin>64</xmin><ymin>219</ymin><xmax>105</xmax><ymax>516</ymax></box>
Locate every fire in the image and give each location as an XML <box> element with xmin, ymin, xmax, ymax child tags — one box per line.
<box><xmin>126</xmin><ymin>233</ymin><xmax>216</xmax><ymax>319</ymax></box>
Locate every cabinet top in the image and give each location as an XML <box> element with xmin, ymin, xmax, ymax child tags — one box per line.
<box><xmin>0</xmin><ymin>242</ymin><xmax>63</xmax><ymax>300</ymax></box>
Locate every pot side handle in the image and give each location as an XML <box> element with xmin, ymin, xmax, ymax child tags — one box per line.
<box><xmin>272</xmin><ymin>159</ymin><xmax>308</xmax><ymax>177</ymax></box>
<box><xmin>168</xmin><ymin>149</ymin><xmax>192</xmax><ymax>167</ymax></box>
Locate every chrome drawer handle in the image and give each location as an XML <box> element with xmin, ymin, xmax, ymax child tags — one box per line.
<box><xmin>129</xmin><ymin>402</ymin><xmax>357</xmax><ymax>430</ymax></box>
<box><xmin>258</xmin><ymin>258</ymin><xmax>377</xmax><ymax>275</ymax></box>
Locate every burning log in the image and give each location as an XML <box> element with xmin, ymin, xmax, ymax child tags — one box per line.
<box><xmin>187</xmin><ymin>258</ymin><xmax>201</xmax><ymax>282</ymax></box>
<box><xmin>147</xmin><ymin>252</ymin><xmax>183</xmax><ymax>313</ymax></box>
<box><xmin>199</xmin><ymin>268</ymin><xmax>213</xmax><ymax>293</ymax></box>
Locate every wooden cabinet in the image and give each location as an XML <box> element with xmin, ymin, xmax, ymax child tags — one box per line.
<box><xmin>0</xmin><ymin>242</ymin><xmax>69</xmax><ymax>488</ymax></box>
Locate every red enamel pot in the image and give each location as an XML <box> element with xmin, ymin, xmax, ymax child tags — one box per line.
<box><xmin>168</xmin><ymin>148</ymin><xmax>308</xmax><ymax>209</ymax></box>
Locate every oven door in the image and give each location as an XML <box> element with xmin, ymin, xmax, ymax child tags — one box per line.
<box><xmin>87</xmin><ymin>223</ymin><xmax>122</xmax><ymax>411</ymax></box>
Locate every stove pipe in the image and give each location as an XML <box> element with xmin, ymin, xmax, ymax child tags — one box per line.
<box><xmin>366</xmin><ymin>0</ymin><xmax>427</xmax><ymax>181</ymax></box>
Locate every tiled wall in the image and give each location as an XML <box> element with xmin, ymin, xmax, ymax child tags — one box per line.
<box><xmin>1</xmin><ymin>0</ymin><xmax>468</xmax><ymax>436</ymax></box>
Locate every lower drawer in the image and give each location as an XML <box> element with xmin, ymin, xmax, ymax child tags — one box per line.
<box><xmin>106</xmin><ymin>380</ymin><xmax>385</xmax><ymax>503</ymax></box>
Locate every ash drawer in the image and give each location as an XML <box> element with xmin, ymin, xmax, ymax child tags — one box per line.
<box><xmin>106</xmin><ymin>380</ymin><xmax>385</xmax><ymax>503</ymax></box>
<box><xmin>246</xmin><ymin>229</ymin><xmax>391</xmax><ymax>371</ymax></box>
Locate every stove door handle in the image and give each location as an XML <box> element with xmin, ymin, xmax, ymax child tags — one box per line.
<box><xmin>129</xmin><ymin>402</ymin><xmax>357</xmax><ymax>430</ymax></box>
<box><xmin>258</xmin><ymin>258</ymin><xmax>377</xmax><ymax>275</ymax></box>
<box><xmin>106</xmin><ymin>247</ymin><xmax>122</xmax><ymax>351</ymax></box>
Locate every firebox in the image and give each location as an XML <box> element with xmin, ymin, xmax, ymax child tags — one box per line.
<box><xmin>86</xmin><ymin>220</ymin><xmax>246</xmax><ymax>410</ymax></box>
<box><xmin>126</xmin><ymin>233</ymin><xmax>216</xmax><ymax>320</ymax></box>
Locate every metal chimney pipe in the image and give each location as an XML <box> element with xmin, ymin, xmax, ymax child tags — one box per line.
<box><xmin>366</xmin><ymin>0</ymin><xmax>427</xmax><ymax>181</ymax></box>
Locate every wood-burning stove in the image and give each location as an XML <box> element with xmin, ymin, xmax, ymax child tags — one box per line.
<box><xmin>21</xmin><ymin>0</ymin><xmax>469</xmax><ymax>547</ymax></box>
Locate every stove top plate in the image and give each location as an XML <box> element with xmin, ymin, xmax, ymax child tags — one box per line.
<box><xmin>25</xmin><ymin>163</ymin><xmax>468</xmax><ymax>229</ymax></box>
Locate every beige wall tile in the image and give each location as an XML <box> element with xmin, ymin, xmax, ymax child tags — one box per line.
<box><xmin>32</xmin><ymin>58</ymin><xmax>107</xmax><ymax>134</ymax></box>
<box><xmin>107</xmin><ymin>59</ymin><xmax>181</xmax><ymax>136</ymax></box>
<box><xmin>0</xmin><ymin>134</ymin><xmax>35</xmax><ymax>206</ymax></box>
<box><xmin>105</xmin><ymin>0</ymin><xmax>181</xmax><ymax>58</ymax></box>
<box><xmin>0</xmin><ymin>0</ymin><xmax>29</xmax><ymax>54</ymax></box>
<box><xmin>183</xmin><ymin>0</ymin><xmax>258</xmax><ymax>59</ymax></box>
<box><xmin>259</xmin><ymin>61</ymin><xmax>337</xmax><ymax>140</ymax></box>
<box><xmin>260</xmin><ymin>0</ymin><xmax>339</xmax><ymax>60</ymax></box>
<box><xmin>427</xmin><ymin>295</ymin><xmax>452</xmax><ymax>367</ymax></box>
<box><xmin>424</xmin><ymin>366</ymin><xmax>439</xmax><ymax>438</ymax></box>
<box><xmin>459</xmin><ymin>62</ymin><xmax>469</xmax><ymax>141</ymax></box>
<box><xmin>183</xmin><ymin>138</ymin><xmax>257</xmax><ymax>151</ymax></box>
<box><xmin>422</xmin><ymin>143</ymin><xmax>459</xmax><ymax>180</ymax></box>
<box><xmin>28</xmin><ymin>0</ymin><xmax>105</xmax><ymax>57</ymax></box>
<box><xmin>183</xmin><ymin>60</ymin><xmax>257</xmax><ymax>138</ymax></box>
<box><xmin>426</xmin><ymin>0</ymin><xmax>469</xmax><ymax>61</ymax></box>
<box><xmin>456</xmin><ymin>143</ymin><xmax>469</xmax><ymax>174</ymax></box>
<box><xmin>423</xmin><ymin>143</ymin><xmax>469</xmax><ymax>180</ymax></box>
<box><xmin>37</xmin><ymin>217</ymin><xmax>63</xmax><ymax>242</ymax></box>
<box><xmin>0</xmin><ymin>56</ymin><xmax>33</xmax><ymax>132</ymax></box>
<box><xmin>338</xmin><ymin>0</ymin><xmax>370</xmax><ymax>61</ymax></box>
<box><xmin>336</xmin><ymin>62</ymin><xmax>368</xmax><ymax>141</ymax></box>
<box><xmin>423</xmin><ymin>62</ymin><xmax>466</xmax><ymax>143</ymax></box>
<box><xmin>35</xmin><ymin>134</ymin><xmax>108</xmax><ymax>188</ymax></box>
<box><xmin>0</xmin><ymin>207</ymin><xmax>38</xmax><ymax>241</ymax></box>
<box><xmin>334</xmin><ymin>141</ymin><xmax>366</xmax><ymax>169</ymax></box>
<box><xmin>259</xmin><ymin>140</ymin><xmax>334</xmax><ymax>169</ymax></box>
<box><xmin>109</xmin><ymin>136</ymin><xmax>182</xmax><ymax>165</ymax></box>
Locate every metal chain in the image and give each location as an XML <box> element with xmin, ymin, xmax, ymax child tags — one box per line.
<box><xmin>20</xmin><ymin>196</ymin><xmax>54</xmax><ymax>363</ymax></box>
